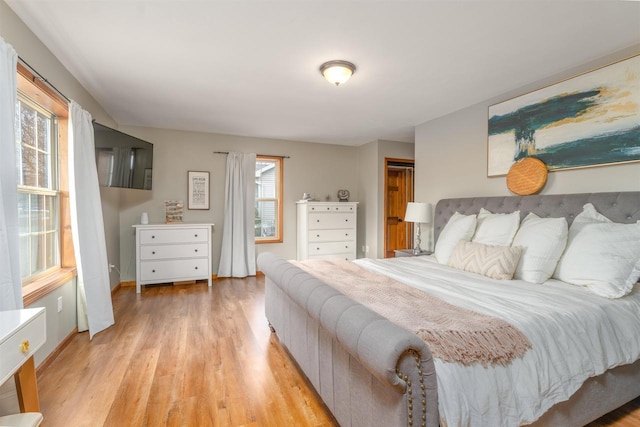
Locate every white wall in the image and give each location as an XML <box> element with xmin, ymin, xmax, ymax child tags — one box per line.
<box><xmin>415</xmin><ymin>45</ymin><xmax>640</xmax><ymax>216</ymax></box>
<box><xmin>117</xmin><ymin>126</ymin><xmax>360</xmax><ymax>281</ymax></box>
<box><xmin>357</xmin><ymin>139</ymin><xmax>415</xmax><ymax>259</ymax></box>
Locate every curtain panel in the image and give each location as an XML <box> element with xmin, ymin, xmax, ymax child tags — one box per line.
<box><xmin>0</xmin><ymin>37</ymin><xmax>22</xmax><ymax>311</ymax></box>
<box><xmin>218</xmin><ymin>152</ymin><xmax>256</xmax><ymax>278</ymax></box>
<box><xmin>69</xmin><ymin>101</ymin><xmax>114</xmax><ymax>338</ymax></box>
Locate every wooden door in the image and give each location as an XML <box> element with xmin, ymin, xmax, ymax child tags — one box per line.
<box><xmin>385</xmin><ymin>162</ymin><xmax>414</xmax><ymax>257</ymax></box>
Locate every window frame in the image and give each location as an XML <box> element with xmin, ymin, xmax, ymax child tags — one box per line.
<box><xmin>255</xmin><ymin>155</ymin><xmax>283</xmax><ymax>244</ymax></box>
<box><xmin>17</xmin><ymin>63</ymin><xmax>76</xmax><ymax>306</ymax></box>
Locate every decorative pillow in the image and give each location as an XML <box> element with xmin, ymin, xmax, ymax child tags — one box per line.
<box><xmin>434</xmin><ymin>212</ymin><xmax>477</xmax><ymax>264</ymax></box>
<box><xmin>512</xmin><ymin>213</ymin><xmax>568</xmax><ymax>284</ymax></box>
<box><xmin>553</xmin><ymin>203</ymin><xmax>640</xmax><ymax>298</ymax></box>
<box><xmin>448</xmin><ymin>240</ymin><xmax>523</xmax><ymax>280</ymax></box>
<box><xmin>472</xmin><ymin>208</ymin><xmax>521</xmax><ymax>246</ymax></box>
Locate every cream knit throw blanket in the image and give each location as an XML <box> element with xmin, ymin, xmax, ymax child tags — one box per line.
<box><xmin>294</xmin><ymin>259</ymin><xmax>531</xmax><ymax>367</ymax></box>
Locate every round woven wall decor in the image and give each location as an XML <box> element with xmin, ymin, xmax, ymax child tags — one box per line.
<box><xmin>506</xmin><ymin>157</ymin><xmax>548</xmax><ymax>195</ymax></box>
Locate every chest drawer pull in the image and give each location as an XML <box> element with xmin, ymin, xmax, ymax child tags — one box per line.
<box><xmin>20</xmin><ymin>340</ymin><xmax>30</xmax><ymax>354</ymax></box>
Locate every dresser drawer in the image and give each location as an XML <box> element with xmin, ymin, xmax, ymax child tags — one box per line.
<box><xmin>308</xmin><ymin>229</ymin><xmax>355</xmax><ymax>242</ymax></box>
<box><xmin>0</xmin><ymin>309</ymin><xmax>46</xmax><ymax>385</ymax></box>
<box><xmin>140</xmin><ymin>258</ymin><xmax>210</xmax><ymax>282</ymax></box>
<box><xmin>308</xmin><ymin>204</ymin><xmax>356</xmax><ymax>213</ymax></box>
<box><xmin>140</xmin><ymin>243</ymin><xmax>209</xmax><ymax>260</ymax></box>
<box><xmin>308</xmin><ymin>241</ymin><xmax>355</xmax><ymax>256</ymax></box>
<box><xmin>308</xmin><ymin>213</ymin><xmax>355</xmax><ymax>230</ymax></box>
<box><xmin>140</xmin><ymin>228</ymin><xmax>209</xmax><ymax>245</ymax></box>
<box><xmin>308</xmin><ymin>253</ymin><xmax>356</xmax><ymax>261</ymax></box>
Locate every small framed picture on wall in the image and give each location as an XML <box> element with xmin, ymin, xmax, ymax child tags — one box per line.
<box><xmin>187</xmin><ymin>171</ymin><xmax>210</xmax><ymax>210</ymax></box>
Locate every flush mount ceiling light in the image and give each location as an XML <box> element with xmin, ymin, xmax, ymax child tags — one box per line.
<box><xmin>319</xmin><ymin>60</ymin><xmax>356</xmax><ymax>86</ymax></box>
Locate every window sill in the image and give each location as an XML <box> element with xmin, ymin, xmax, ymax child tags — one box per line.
<box><xmin>23</xmin><ymin>267</ymin><xmax>77</xmax><ymax>307</ymax></box>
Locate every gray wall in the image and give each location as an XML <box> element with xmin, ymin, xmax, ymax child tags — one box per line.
<box><xmin>0</xmin><ymin>0</ymin><xmax>116</xmax><ymax>412</ymax></box>
<box><xmin>415</xmin><ymin>44</ymin><xmax>640</xmax><ymax>249</ymax></box>
<box><xmin>117</xmin><ymin>126</ymin><xmax>360</xmax><ymax>281</ymax></box>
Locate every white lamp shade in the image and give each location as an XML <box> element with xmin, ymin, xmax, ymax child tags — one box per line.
<box><xmin>404</xmin><ymin>202</ymin><xmax>432</xmax><ymax>224</ymax></box>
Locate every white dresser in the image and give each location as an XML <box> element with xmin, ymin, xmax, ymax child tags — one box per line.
<box><xmin>0</xmin><ymin>307</ymin><xmax>46</xmax><ymax>412</ymax></box>
<box><xmin>133</xmin><ymin>223</ymin><xmax>214</xmax><ymax>293</ymax></box>
<box><xmin>296</xmin><ymin>201</ymin><xmax>357</xmax><ymax>261</ymax></box>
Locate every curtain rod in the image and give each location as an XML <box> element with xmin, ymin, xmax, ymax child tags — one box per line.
<box><xmin>18</xmin><ymin>56</ymin><xmax>71</xmax><ymax>103</ymax></box>
<box><xmin>214</xmin><ymin>151</ymin><xmax>290</xmax><ymax>159</ymax></box>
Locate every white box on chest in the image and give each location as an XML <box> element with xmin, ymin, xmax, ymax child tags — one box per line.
<box><xmin>297</xmin><ymin>202</ymin><xmax>357</xmax><ymax>261</ymax></box>
<box><xmin>133</xmin><ymin>223</ymin><xmax>214</xmax><ymax>293</ymax></box>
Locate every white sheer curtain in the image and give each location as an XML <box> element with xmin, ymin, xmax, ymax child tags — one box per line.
<box><xmin>0</xmin><ymin>37</ymin><xmax>22</xmax><ymax>311</ymax></box>
<box><xmin>69</xmin><ymin>101</ymin><xmax>114</xmax><ymax>338</ymax></box>
<box><xmin>218</xmin><ymin>152</ymin><xmax>256</xmax><ymax>278</ymax></box>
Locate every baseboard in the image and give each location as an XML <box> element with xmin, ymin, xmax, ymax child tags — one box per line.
<box><xmin>36</xmin><ymin>327</ymin><xmax>78</xmax><ymax>377</ymax></box>
<box><xmin>117</xmin><ymin>274</ymin><xmax>260</xmax><ymax>290</ymax></box>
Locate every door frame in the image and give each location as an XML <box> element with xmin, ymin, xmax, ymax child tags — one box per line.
<box><xmin>383</xmin><ymin>158</ymin><xmax>415</xmax><ymax>258</ymax></box>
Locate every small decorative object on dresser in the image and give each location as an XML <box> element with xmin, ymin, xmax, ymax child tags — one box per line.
<box><xmin>337</xmin><ymin>189</ymin><xmax>350</xmax><ymax>202</ymax></box>
<box><xmin>133</xmin><ymin>223</ymin><xmax>214</xmax><ymax>293</ymax></box>
<box><xmin>297</xmin><ymin>201</ymin><xmax>357</xmax><ymax>261</ymax></box>
<box><xmin>164</xmin><ymin>200</ymin><xmax>183</xmax><ymax>223</ymax></box>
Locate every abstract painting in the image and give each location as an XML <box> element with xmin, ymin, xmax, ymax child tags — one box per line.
<box><xmin>487</xmin><ymin>55</ymin><xmax>640</xmax><ymax>177</ymax></box>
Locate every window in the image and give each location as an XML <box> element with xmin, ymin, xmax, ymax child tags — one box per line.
<box><xmin>255</xmin><ymin>156</ymin><xmax>283</xmax><ymax>243</ymax></box>
<box><xmin>16</xmin><ymin>96</ymin><xmax>59</xmax><ymax>281</ymax></box>
<box><xmin>16</xmin><ymin>63</ymin><xmax>74</xmax><ymax>305</ymax></box>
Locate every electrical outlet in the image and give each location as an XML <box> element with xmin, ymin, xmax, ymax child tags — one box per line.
<box><xmin>57</xmin><ymin>296</ymin><xmax>62</xmax><ymax>313</ymax></box>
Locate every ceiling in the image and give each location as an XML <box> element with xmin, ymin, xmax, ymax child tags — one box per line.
<box><xmin>7</xmin><ymin>1</ymin><xmax>640</xmax><ymax>146</ymax></box>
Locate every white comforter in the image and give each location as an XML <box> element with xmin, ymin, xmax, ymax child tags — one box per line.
<box><xmin>353</xmin><ymin>256</ymin><xmax>640</xmax><ymax>427</ymax></box>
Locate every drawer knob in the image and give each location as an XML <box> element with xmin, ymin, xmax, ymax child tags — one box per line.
<box><xmin>20</xmin><ymin>340</ymin><xmax>30</xmax><ymax>354</ymax></box>
<box><xmin>152</xmin><ymin>251</ymin><xmax>156</xmax><ymax>255</ymax></box>
<box><xmin>195</xmin><ymin>266</ymin><xmax>198</xmax><ymax>270</ymax></box>
<box><xmin>316</xmin><ymin>220</ymin><xmax>320</xmax><ymax>223</ymax></box>
<box><xmin>195</xmin><ymin>249</ymin><xmax>198</xmax><ymax>252</ymax></box>
<box><xmin>316</xmin><ymin>234</ymin><xmax>320</xmax><ymax>237</ymax></box>
<box><xmin>152</xmin><ymin>269</ymin><xmax>156</xmax><ymax>273</ymax></box>
<box><xmin>152</xmin><ymin>235</ymin><xmax>155</xmax><ymax>239</ymax></box>
<box><xmin>195</xmin><ymin>234</ymin><xmax>198</xmax><ymax>238</ymax></box>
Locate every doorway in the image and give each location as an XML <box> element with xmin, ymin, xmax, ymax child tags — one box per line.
<box><xmin>384</xmin><ymin>158</ymin><xmax>415</xmax><ymax>258</ymax></box>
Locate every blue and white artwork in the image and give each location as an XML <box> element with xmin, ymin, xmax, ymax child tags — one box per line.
<box><xmin>488</xmin><ymin>55</ymin><xmax>640</xmax><ymax>177</ymax></box>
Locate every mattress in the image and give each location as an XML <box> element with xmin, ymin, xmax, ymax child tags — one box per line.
<box><xmin>353</xmin><ymin>255</ymin><xmax>640</xmax><ymax>426</ymax></box>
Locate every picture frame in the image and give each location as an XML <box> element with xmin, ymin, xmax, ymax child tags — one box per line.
<box><xmin>187</xmin><ymin>171</ymin><xmax>210</xmax><ymax>210</ymax></box>
<box><xmin>487</xmin><ymin>54</ymin><xmax>640</xmax><ymax>177</ymax></box>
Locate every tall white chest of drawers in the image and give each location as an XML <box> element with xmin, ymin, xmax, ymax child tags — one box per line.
<box><xmin>133</xmin><ymin>223</ymin><xmax>214</xmax><ymax>293</ymax></box>
<box><xmin>296</xmin><ymin>201</ymin><xmax>357</xmax><ymax>261</ymax></box>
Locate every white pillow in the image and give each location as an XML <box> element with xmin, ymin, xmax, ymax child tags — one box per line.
<box><xmin>553</xmin><ymin>203</ymin><xmax>640</xmax><ymax>298</ymax></box>
<box><xmin>434</xmin><ymin>212</ymin><xmax>477</xmax><ymax>264</ymax></box>
<box><xmin>472</xmin><ymin>208</ymin><xmax>520</xmax><ymax>246</ymax></box>
<box><xmin>448</xmin><ymin>240</ymin><xmax>523</xmax><ymax>280</ymax></box>
<box><xmin>512</xmin><ymin>213</ymin><xmax>568</xmax><ymax>284</ymax></box>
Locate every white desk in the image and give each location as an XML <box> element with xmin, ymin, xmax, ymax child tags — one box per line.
<box><xmin>0</xmin><ymin>308</ymin><xmax>46</xmax><ymax>412</ymax></box>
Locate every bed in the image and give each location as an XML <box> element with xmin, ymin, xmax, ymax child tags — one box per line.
<box><xmin>257</xmin><ymin>191</ymin><xmax>640</xmax><ymax>427</ymax></box>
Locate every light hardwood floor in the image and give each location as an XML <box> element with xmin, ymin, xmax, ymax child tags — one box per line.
<box><xmin>36</xmin><ymin>278</ymin><xmax>639</xmax><ymax>426</ymax></box>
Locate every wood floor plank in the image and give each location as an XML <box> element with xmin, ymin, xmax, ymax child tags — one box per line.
<box><xmin>34</xmin><ymin>278</ymin><xmax>639</xmax><ymax>426</ymax></box>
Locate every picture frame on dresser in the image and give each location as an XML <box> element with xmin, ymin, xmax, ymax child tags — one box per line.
<box><xmin>187</xmin><ymin>170</ymin><xmax>210</xmax><ymax>210</ymax></box>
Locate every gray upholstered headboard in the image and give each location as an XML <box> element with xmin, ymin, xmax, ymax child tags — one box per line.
<box><xmin>433</xmin><ymin>192</ymin><xmax>640</xmax><ymax>244</ymax></box>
